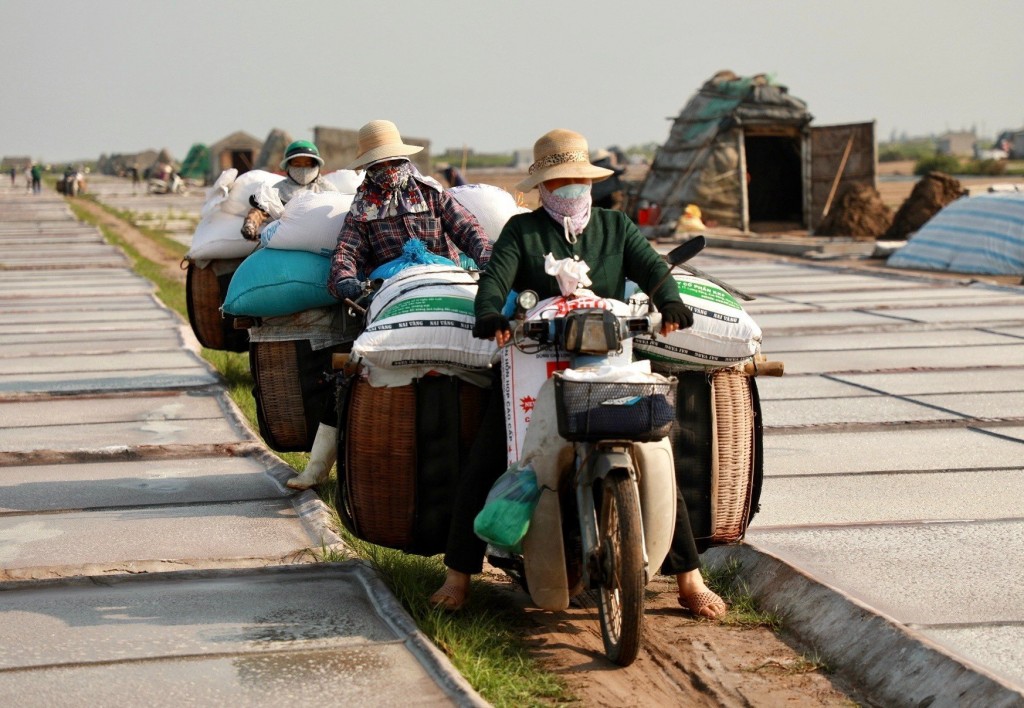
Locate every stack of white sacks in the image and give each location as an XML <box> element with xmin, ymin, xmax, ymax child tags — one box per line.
<box><xmin>201</xmin><ymin>170</ymin><xmax>362</xmax><ymax>332</ymax></box>
<box><xmin>193</xmin><ymin>176</ymin><xmax>524</xmax><ymax>369</ymax></box>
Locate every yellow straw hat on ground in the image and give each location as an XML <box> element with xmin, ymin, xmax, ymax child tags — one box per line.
<box><xmin>515</xmin><ymin>129</ymin><xmax>614</xmax><ymax>192</ymax></box>
<box><xmin>345</xmin><ymin>119</ymin><xmax>424</xmax><ymax>170</ymax></box>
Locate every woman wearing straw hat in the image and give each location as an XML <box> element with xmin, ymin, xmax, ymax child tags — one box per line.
<box><xmin>286</xmin><ymin>121</ymin><xmax>491</xmax><ymax>492</ymax></box>
<box><xmin>430</xmin><ymin>128</ymin><xmax>726</xmax><ymax>620</ymax></box>
<box><xmin>326</xmin><ymin>119</ymin><xmax>491</xmax><ymax>304</ymax></box>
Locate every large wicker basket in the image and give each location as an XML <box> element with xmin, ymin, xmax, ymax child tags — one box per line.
<box><xmin>339</xmin><ymin>375</ymin><xmax>486</xmax><ymax>555</ymax></box>
<box><xmin>250</xmin><ymin>340</ymin><xmax>341</xmax><ymax>452</ymax></box>
<box><xmin>667</xmin><ymin>368</ymin><xmax>763</xmax><ymax>549</ymax></box>
<box><xmin>185</xmin><ymin>259</ymin><xmax>248</xmax><ymax>353</ymax></box>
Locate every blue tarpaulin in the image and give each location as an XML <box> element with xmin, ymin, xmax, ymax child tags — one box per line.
<box><xmin>886</xmin><ymin>193</ymin><xmax>1024</xmax><ymax>276</ymax></box>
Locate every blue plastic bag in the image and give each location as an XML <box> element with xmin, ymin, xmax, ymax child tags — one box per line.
<box><xmin>369</xmin><ymin>238</ymin><xmax>456</xmax><ymax>280</ymax></box>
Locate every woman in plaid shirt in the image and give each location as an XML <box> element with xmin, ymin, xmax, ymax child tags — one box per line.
<box><xmin>289</xmin><ymin>120</ymin><xmax>491</xmax><ymax>492</ymax></box>
<box><xmin>328</xmin><ymin>120</ymin><xmax>490</xmax><ymax>301</ymax></box>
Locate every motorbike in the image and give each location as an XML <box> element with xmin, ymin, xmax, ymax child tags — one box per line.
<box><xmin>328</xmin><ymin>237</ymin><xmax>763</xmax><ymax>666</ymax></box>
<box><xmin>148</xmin><ymin>173</ymin><xmax>186</xmax><ymax>195</ymax></box>
<box><xmin>483</xmin><ymin>237</ymin><xmax>708</xmax><ymax>666</ymax></box>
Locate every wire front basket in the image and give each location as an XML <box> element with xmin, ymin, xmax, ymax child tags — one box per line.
<box><xmin>554</xmin><ymin>374</ymin><xmax>677</xmax><ymax>442</ymax></box>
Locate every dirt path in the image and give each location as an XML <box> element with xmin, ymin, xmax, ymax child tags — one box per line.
<box><xmin>487</xmin><ymin>570</ymin><xmax>855</xmax><ymax>706</ymax></box>
<box><xmin>72</xmin><ymin>197</ymin><xmax>857</xmax><ymax>706</ymax></box>
<box><xmin>71</xmin><ymin>196</ymin><xmax>187</xmax><ymax>284</ymax></box>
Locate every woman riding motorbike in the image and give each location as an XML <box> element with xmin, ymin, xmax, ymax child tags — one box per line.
<box><xmin>429</xmin><ymin>129</ymin><xmax>727</xmax><ymax>620</ymax></box>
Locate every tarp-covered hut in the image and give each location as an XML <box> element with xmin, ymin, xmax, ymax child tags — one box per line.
<box><xmin>254</xmin><ymin>129</ymin><xmax>294</xmax><ymax>173</ymax></box>
<box><xmin>179</xmin><ymin>144</ymin><xmax>210</xmax><ymax>183</ymax></box>
<box><xmin>208</xmin><ymin>131</ymin><xmax>263</xmax><ymax>182</ymax></box>
<box><xmin>639</xmin><ymin>71</ymin><xmax>876</xmax><ymax>233</ymax></box>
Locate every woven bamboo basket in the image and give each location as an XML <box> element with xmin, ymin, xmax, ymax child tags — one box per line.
<box><xmin>251</xmin><ymin>341</ymin><xmax>311</xmax><ymax>451</ymax></box>
<box><xmin>185</xmin><ymin>260</ymin><xmax>247</xmax><ymax>352</ymax></box>
<box><xmin>708</xmin><ymin>368</ymin><xmax>756</xmax><ymax>544</ymax></box>
<box><xmin>345</xmin><ymin>380</ymin><xmax>418</xmax><ymax>548</ymax></box>
<box><xmin>343</xmin><ymin>377</ymin><xmax>487</xmax><ymax>552</ymax></box>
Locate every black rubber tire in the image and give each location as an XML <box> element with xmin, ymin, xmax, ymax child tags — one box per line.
<box><xmin>595</xmin><ymin>471</ymin><xmax>645</xmax><ymax>666</ymax></box>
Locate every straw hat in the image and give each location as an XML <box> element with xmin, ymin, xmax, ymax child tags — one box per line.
<box><xmin>345</xmin><ymin>120</ymin><xmax>424</xmax><ymax>170</ymax></box>
<box><xmin>515</xmin><ymin>129</ymin><xmax>614</xmax><ymax>192</ymax></box>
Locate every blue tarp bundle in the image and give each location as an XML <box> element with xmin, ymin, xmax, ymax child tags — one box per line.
<box><xmin>886</xmin><ymin>193</ymin><xmax>1024</xmax><ymax>276</ymax></box>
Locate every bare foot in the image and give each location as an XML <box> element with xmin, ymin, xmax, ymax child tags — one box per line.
<box><xmin>676</xmin><ymin>569</ymin><xmax>728</xmax><ymax>619</ymax></box>
<box><xmin>429</xmin><ymin>569</ymin><xmax>471</xmax><ymax>611</ymax></box>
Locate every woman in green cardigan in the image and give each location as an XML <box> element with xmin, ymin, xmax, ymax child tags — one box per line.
<box><xmin>430</xmin><ymin>129</ymin><xmax>727</xmax><ymax>622</ymax></box>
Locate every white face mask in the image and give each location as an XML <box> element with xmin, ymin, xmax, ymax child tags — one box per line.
<box><xmin>288</xmin><ymin>165</ymin><xmax>319</xmax><ymax>186</ymax></box>
<box><xmin>552</xmin><ymin>183</ymin><xmax>591</xmax><ymax>199</ymax></box>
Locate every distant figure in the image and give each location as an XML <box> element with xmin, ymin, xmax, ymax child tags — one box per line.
<box><xmin>30</xmin><ymin>163</ymin><xmax>42</xmax><ymax>194</ymax></box>
<box><xmin>131</xmin><ymin>165</ymin><xmax>140</xmax><ymax>192</ymax></box>
<box><xmin>436</xmin><ymin>163</ymin><xmax>466</xmax><ymax>188</ymax></box>
<box><xmin>24</xmin><ymin>166</ymin><xmax>32</xmax><ymax>192</ymax></box>
<box><xmin>589</xmin><ymin>149</ymin><xmax>626</xmax><ymax>210</ymax></box>
<box><xmin>9</xmin><ymin>167</ymin><xmax>15</xmax><ymax>186</ymax></box>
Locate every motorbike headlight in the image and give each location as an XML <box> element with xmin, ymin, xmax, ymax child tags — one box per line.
<box><xmin>516</xmin><ymin>290</ymin><xmax>538</xmax><ymax>312</ymax></box>
<box><xmin>563</xmin><ymin>309</ymin><xmax>621</xmax><ymax>354</ymax></box>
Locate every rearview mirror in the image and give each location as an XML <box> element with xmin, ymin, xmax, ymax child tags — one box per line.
<box><xmin>666</xmin><ymin>235</ymin><xmax>705</xmax><ymax>267</ymax></box>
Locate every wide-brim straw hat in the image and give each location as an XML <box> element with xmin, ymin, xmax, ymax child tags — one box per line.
<box><xmin>345</xmin><ymin>119</ymin><xmax>424</xmax><ymax>170</ymax></box>
<box><xmin>515</xmin><ymin>129</ymin><xmax>614</xmax><ymax>192</ymax></box>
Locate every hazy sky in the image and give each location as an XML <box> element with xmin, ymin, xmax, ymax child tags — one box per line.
<box><xmin>3</xmin><ymin>0</ymin><xmax>1021</xmax><ymax>163</ymax></box>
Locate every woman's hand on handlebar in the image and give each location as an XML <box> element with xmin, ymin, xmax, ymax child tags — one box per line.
<box><xmin>473</xmin><ymin>313</ymin><xmax>511</xmax><ymax>346</ymax></box>
<box><xmin>659</xmin><ymin>301</ymin><xmax>694</xmax><ymax>337</ymax></box>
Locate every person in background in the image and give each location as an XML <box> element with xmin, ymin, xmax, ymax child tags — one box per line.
<box><xmin>241</xmin><ymin>140</ymin><xmax>337</xmax><ymax>239</ymax></box>
<box><xmin>285</xmin><ymin>119</ymin><xmax>491</xmax><ymax>491</ymax></box>
<box><xmin>430</xmin><ymin>129</ymin><xmax>724</xmax><ymax>621</ymax></box>
<box><xmin>436</xmin><ymin>162</ymin><xmax>467</xmax><ymax>188</ymax></box>
<box><xmin>9</xmin><ymin>166</ymin><xmax>15</xmax><ymax>186</ymax></box>
<box><xmin>589</xmin><ymin>148</ymin><xmax>626</xmax><ymax>210</ymax></box>
<box><xmin>30</xmin><ymin>163</ymin><xmax>42</xmax><ymax>194</ymax></box>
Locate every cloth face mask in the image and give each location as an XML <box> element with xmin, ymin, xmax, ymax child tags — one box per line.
<box><xmin>288</xmin><ymin>166</ymin><xmax>319</xmax><ymax>186</ymax></box>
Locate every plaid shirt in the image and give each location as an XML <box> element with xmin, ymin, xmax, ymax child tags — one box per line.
<box><xmin>328</xmin><ymin>189</ymin><xmax>491</xmax><ymax>298</ymax></box>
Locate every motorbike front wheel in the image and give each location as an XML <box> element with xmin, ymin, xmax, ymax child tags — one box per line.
<box><xmin>594</xmin><ymin>470</ymin><xmax>645</xmax><ymax>666</ymax></box>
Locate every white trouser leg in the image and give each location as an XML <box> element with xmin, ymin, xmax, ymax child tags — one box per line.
<box><xmin>286</xmin><ymin>423</ymin><xmax>338</xmax><ymax>490</ymax></box>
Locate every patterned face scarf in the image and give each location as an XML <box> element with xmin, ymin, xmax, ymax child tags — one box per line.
<box><xmin>348</xmin><ymin>159</ymin><xmax>429</xmax><ymax>222</ymax></box>
<box><xmin>539</xmin><ymin>183</ymin><xmax>592</xmax><ymax>243</ymax></box>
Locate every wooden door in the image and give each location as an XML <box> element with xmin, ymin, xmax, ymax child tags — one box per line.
<box><xmin>807</xmin><ymin>122</ymin><xmax>876</xmax><ymax>230</ymax></box>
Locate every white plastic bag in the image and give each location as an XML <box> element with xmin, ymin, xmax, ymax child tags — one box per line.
<box><xmin>322</xmin><ymin>169</ymin><xmax>364</xmax><ymax>193</ymax></box>
<box><xmin>222</xmin><ymin>170</ymin><xmax>284</xmax><ymax>216</ymax></box>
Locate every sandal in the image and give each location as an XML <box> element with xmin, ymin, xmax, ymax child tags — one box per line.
<box><xmin>678</xmin><ymin>590</ymin><xmax>728</xmax><ymax>619</ymax></box>
<box><xmin>429</xmin><ymin>583</ymin><xmax>469</xmax><ymax>612</ymax></box>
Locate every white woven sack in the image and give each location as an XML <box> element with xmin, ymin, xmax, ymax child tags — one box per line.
<box><xmin>353</xmin><ymin>264</ymin><xmax>497</xmax><ymax>370</ymax></box>
<box><xmin>187</xmin><ymin>210</ymin><xmax>258</xmax><ymax>261</ymax></box>
<box><xmin>322</xmin><ymin>169</ymin><xmax>364</xmax><ymax>193</ymax></box>
<box><xmin>260</xmin><ymin>190</ymin><xmax>354</xmax><ymax>257</ymax></box>
<box><xmin>222</xmin><ymin>170</ymin><xmax>283</xmax><ymax>216</ymax></box>
<box><xmin>631</xmin><ymin>275</ymin><xmax>761</xmax><ymax>369</ymax></box>
<box><xmin>449</xmin><ymin>184</ymin><xmax>519</xmax><ymax>241</ymax></box>
<box><xmin>200</xmin><ymin>168</ymin><xmax>237</xmax><ymax>220</ymax></box>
